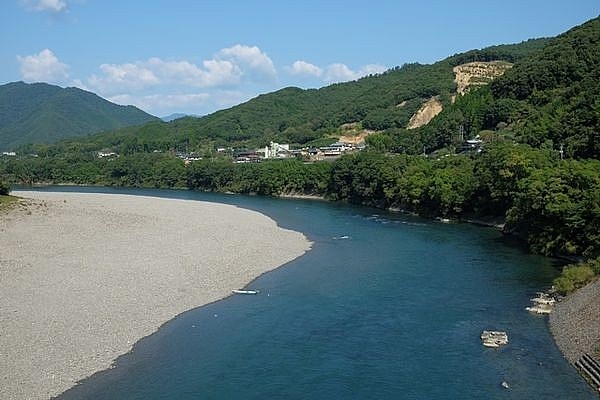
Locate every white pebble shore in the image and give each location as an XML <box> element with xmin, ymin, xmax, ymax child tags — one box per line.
<box><xmin>0</xmin><ymin>191</ymin><xmax>311</xmax><ymax>400</ymax></box>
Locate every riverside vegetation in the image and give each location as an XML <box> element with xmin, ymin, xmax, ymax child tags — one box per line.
<box><xmin>0</xmin><ymin>181</ymin><xmax>15</xmax><ymax>210</ymax></box>
<box><xmin>2</xmin><ymin>17</ymin><xmax>600</xmax><ymax>294</ymax></box>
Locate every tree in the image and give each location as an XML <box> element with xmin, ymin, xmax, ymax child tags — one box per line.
<box><xmin>425</xmin><ymin>157</ymin><xmax>477</xmax><ymax>217</ymax></box>
<box><xmin>365</xmin><ymin>133</ymin><xmax>394</xmax><ymax>152</ymax></box>
<box><xmin>0</xmin><ymin>181</ymin><xmax>9</xmax><ymax>195</ymax></box>
<box><xmin>506</xmin><ymin>159</ymin><xmax>600</xmax><ymax>256</ymax></box>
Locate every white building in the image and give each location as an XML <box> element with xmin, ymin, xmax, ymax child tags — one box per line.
<box><xmin>264</xmin><ymin>142</ymin><xmax>292</xmax><ymax>158</ymax></box>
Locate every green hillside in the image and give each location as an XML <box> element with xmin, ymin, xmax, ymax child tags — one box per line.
<box><xmin>0</xmin><ymin>81</ymin><xmax>159</xmax><ymax>150</ymax></box>
<box><xmin>3</xmin><ymin>17</ymin><xmax>600</xmax><ymax>268</ymax></box>
<box><xmin>490</xmin><ymin>17</ymin><xmax>600</xmax><ymax>159</ymax></box>
<box><xmin>413</xmin><ymin>16</ymin><xmax>600</xmax><ymax>160</ymax></box>
<box><xmin>15</xmin><ymin>37</ymin><xmax>546</xmax><ymax>157</ymax></box>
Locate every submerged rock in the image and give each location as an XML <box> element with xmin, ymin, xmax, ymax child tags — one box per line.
<box><xmin>526</xmin><ymin>292</ymin><xmax>556</xmax><ymax>314</ymax></box>
<box><xmin>481</xmin><ymin>330</ymin><xmax>509</xmax><ymax>347</ymax></box>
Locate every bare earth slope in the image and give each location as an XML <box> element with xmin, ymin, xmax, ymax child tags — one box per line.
<box><xmin>0</xmin><ymin>191</ymin><xmax>311</xmax><ymax>400</ymax></box>
<box><xmin>404</xmin><ymin>61</ymin><xmax>513</xmax><ymax>130</ymax></box>
<box><xmin>407</xmin><ymin>96</ymin><xmax>444</xmax><ymax>129</ymax></box>
<box><xmin>453</xmin><ymin>61</ymin><xmax>513</xmax><ymax>96</ymax></box>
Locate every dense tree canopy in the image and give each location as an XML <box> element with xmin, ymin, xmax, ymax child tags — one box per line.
<box><xmin>0</xmin><ymin>180</ymin><xmax>9</xmax><ymax>195</ymax></box>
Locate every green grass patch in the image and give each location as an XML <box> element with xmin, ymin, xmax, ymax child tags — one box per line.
<box><xmin>0</xmin><ymin>195</ymin><xmax>19</xmax><ymax>212</ymax></box>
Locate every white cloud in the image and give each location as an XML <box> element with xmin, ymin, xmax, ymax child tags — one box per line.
<box><xmin>360</xmin><ymin>64</ymin><xmax>389</xmax><ymax>76</ymax></box>
<box><xmin>80</xmin><ymin>45</ymin><xmax>279</xmax><ymax>115</ymax></box>
<box><xmin>200</xmin><ymin>59</ymin><xmax>242</xmax><ymax>86</ymax></box>
<box><xmin>87</xmin><ymin>58</ymin><xmax>241</xmax><ymax>95</ymax></box>
<box><xmin>324</xmin><ymin>63</ymin><xmax>356</xmax><ymax>82</ymax></box>
<box><xmin>16</xmin><ymin>42</ymin><xmax>389</xmax><ymax>116</ymax></box>
<box><xmin>324</xmin><ymin>63</ymin><xmax>387</xmax><ymax>83</ymax></box>
<box><xmin>87</xmin><ymin>56</ymin><xmax>388</xmax><ymax>115</ymax></box>
<box><xmin>106</xmin><ymin>90</ymin><xmax>253</xmax><ymax>117</ymax></box>
<box><xmin>286</xmin><ymin>60</ymin><xmax>323</xmax><ymax>77</ymax></box>
<box><xmin>217</xmin><ymin>45</ymin><xmax>277</xmax><ymax>79</ymax></box>
<box><xmin>88</xmin><ymin>63</ymin><xmax>160</xmax><ymax>93</ymax></box>
<box><xmin>147</xmin><ymin>57</ymin><xmax>242</xmax><ymax>87</ymax></box>
<box><xmin>20</xmin><ymin>0</ymin><xmax>68</xmax><ymax>13</ymax></box>
<box><xmin>17</xmin><ymin>48</ymin><xmax>69</xmax><ymax>83</ymax></box>
<box><xmin>86</xmin><ymin>45</ymin><xmax>277</xmax><ymax>96</ymax></box>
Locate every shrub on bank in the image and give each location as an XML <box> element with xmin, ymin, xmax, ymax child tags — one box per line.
<box><xmin>0</xmin><ymin>181</ymin><xmax>9</xmax><ymax>196</ymax></box>
<box><xmin>553</xmin><ymin>260</ymin><xmax>599</xmax><ymax>295</ymax></box>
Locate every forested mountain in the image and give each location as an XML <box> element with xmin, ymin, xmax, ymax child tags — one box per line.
<box><xmin>3</xmin><ymin>17</ymin><xmax>600</xmax><ymax>280</ymax></box>
<box><xmin>490</xmin><ymin>18</ymin><xmax>600</xmax><ymax>159</ymax></box>
<box><xmin>8</xmin><ymin>38</ymin><xmax>547</xmax><ymax>157</ymax></box>
<box><xmin>0</xmin><ymin>82</ymin><xmax>159</xmax><ymax>150</ymax></box>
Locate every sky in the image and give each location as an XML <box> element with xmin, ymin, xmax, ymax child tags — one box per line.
<box><xmin>1</xmin><ymin>1</ymin><xmax>598</xmax><ymax>118</ymax></box>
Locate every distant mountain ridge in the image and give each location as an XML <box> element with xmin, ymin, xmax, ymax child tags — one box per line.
<box><xmin>0</xmin><ymin>81</ymin><xmax>159</xmax><ymax>150</ymax></box>
<box><xmin>51</xmin><ymin>37</ymin><xmax>545</xmax><ymax>156</ymax></box>
<box><xmin>161</xmin><ymin>113</ymin><xmax>199</xmax><ymax>122</ymax></box>
<box><xmin>0</xmin><ymin>37</ymin><xmax>550</xmax><ymax>153</ymax></box>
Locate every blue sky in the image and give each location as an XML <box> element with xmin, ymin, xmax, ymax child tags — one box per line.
<box><xmin>1</xmin><ymin>1</ymin><xmax>598</xmax><ymax>117</ymax></box>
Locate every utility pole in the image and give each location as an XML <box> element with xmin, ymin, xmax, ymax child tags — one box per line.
<box><xmin>559</xmin><ymin>143</ymin><xmax>564</xmax><ymax>160</ymax></box>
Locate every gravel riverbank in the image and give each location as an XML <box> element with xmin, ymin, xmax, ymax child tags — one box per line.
<box><xmin>0</xmin><ymin>191</ymin><xmax>312</xmax><ymax>400</ymax></box>
<box><xmin>549</xmin><ymin>279</ymin><xmax>600</xmax><ymax>364</ymax></box>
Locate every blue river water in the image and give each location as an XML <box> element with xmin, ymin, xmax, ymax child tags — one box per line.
<box><xmin>29</xmin><ymin>186</ymin><xmax>595</xmax><ymax>399</ymax></box>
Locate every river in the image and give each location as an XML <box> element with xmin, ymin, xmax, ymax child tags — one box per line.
<box><xmin>32</xmin><ymin>186</ymin><xmax>594</xmax><ymax>399</ymax></box>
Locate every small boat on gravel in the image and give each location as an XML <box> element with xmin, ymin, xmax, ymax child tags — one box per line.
<box><xmin>232</xmin><ymin>289</ymin><xmax>260</xmax><ymax>295</ymax></box>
